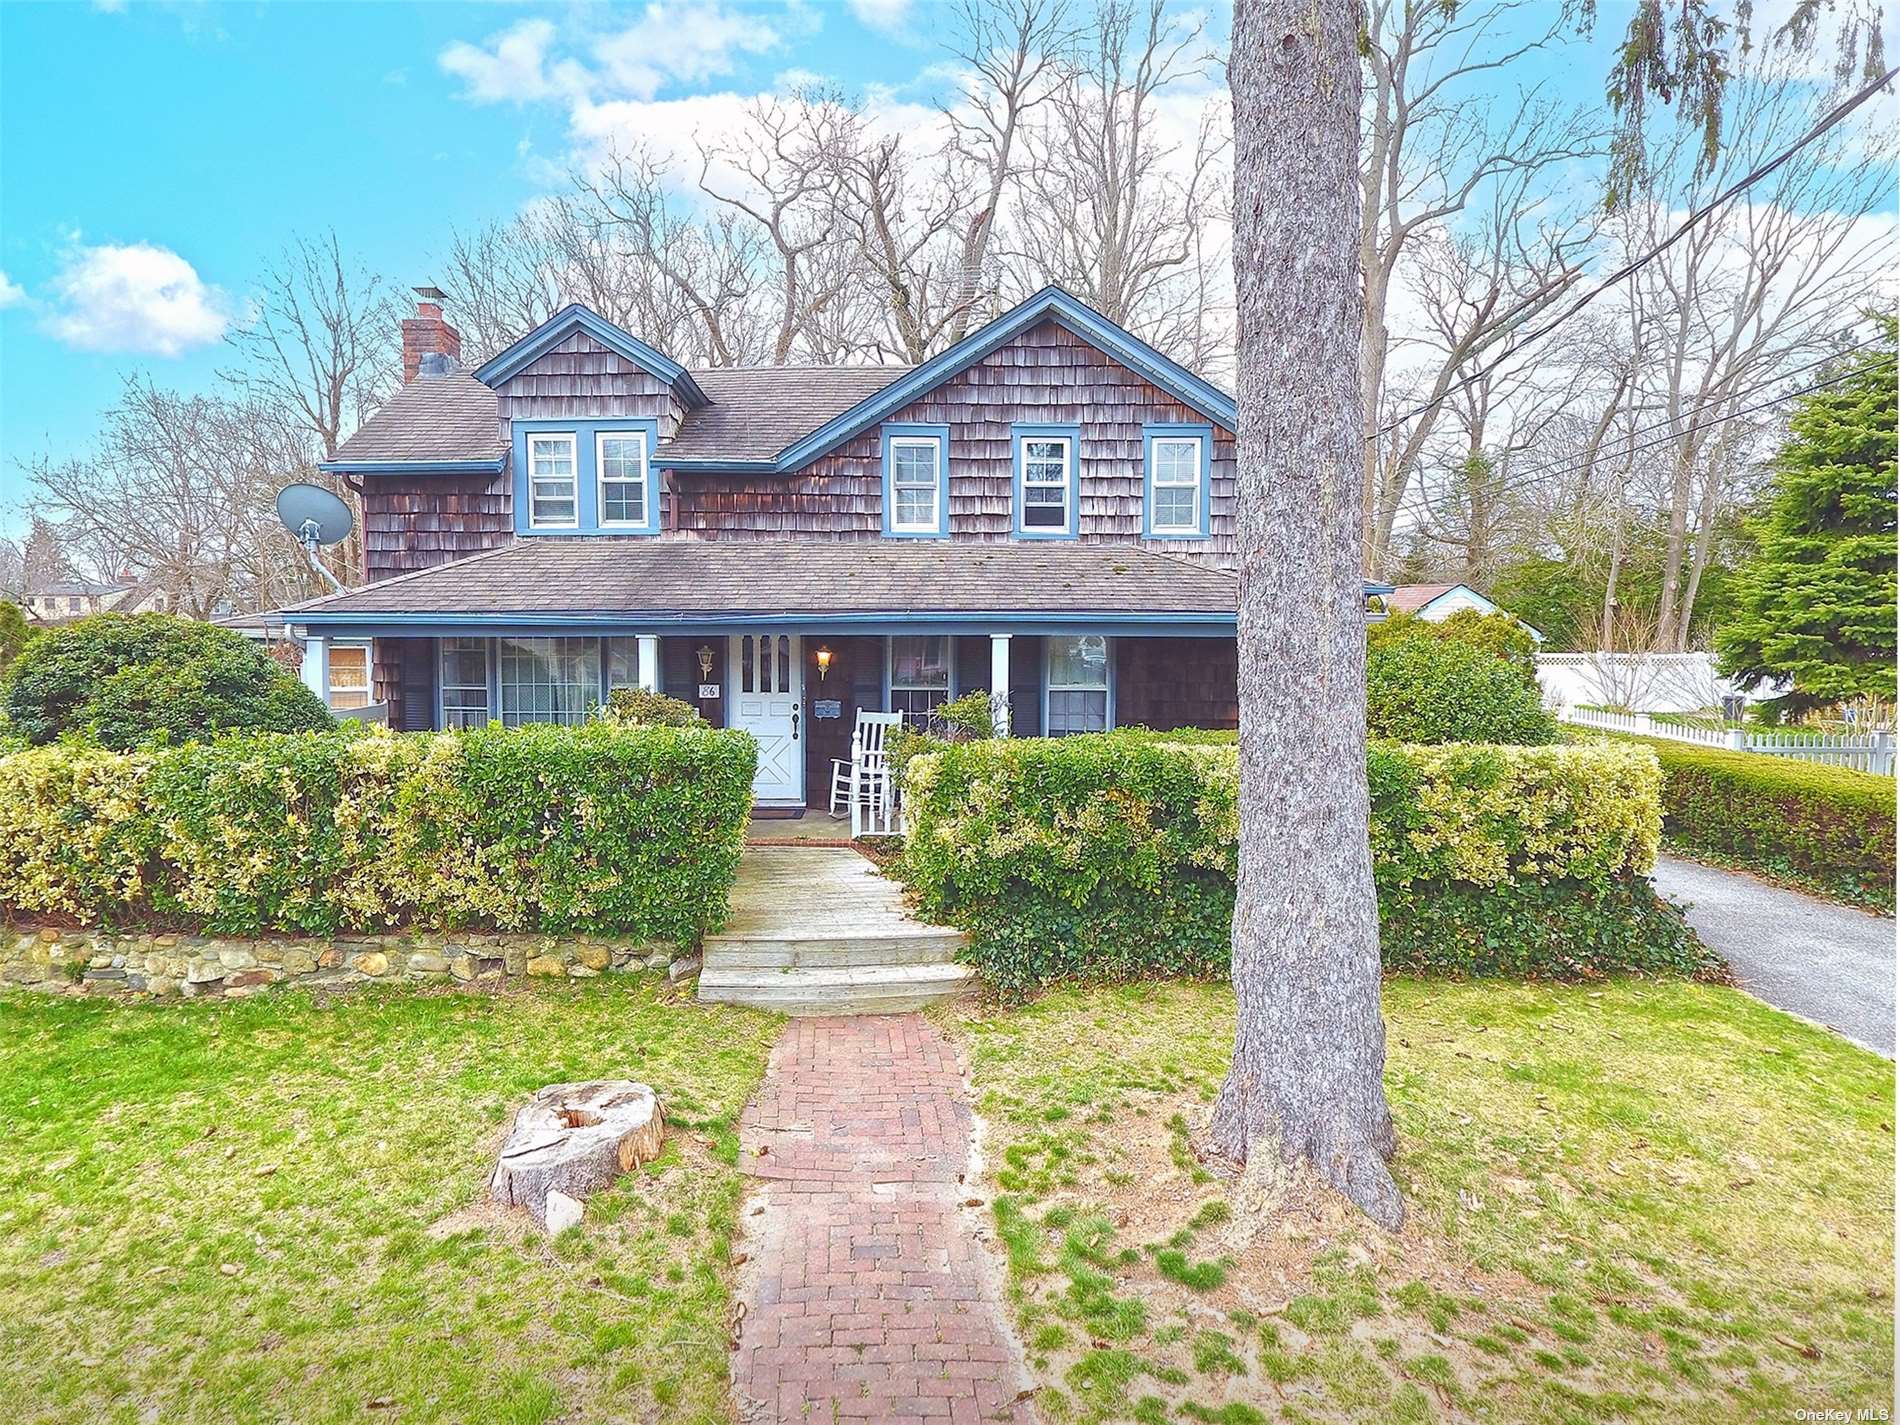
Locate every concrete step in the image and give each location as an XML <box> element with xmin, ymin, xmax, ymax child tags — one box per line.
<box><xmin>702</xmin><ymin>928</ymin><xmax>965</xmax><ymax>970</ymax></box>
<box><xmin>696</xmin><ymin>962</ymin><xmax>978</xmax><ymax>1016</ymax></box>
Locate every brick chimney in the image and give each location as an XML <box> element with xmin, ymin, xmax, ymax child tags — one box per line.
<box><xmin>401</xmin><ymin>286</ymin><xmax>462</xmax><ymax>382</ymax></box>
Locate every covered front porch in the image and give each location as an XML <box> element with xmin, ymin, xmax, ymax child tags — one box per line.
<box><xmin>281</xmin><ymin>538</ymin><xmax>1249</xmax><ymax>810</ymax></box>
<box><xmin>301</xmin><ymin>626</ymin><xmax>1239</xmax><ymax>810</ymax></box>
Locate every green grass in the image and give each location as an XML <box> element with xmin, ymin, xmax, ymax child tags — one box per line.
<box><xmin>940</xmin><ymin>977</ymin><xmax>1895</xmax><ymax>1424</ymax></box>
<box><xmin>0</xmin><ymin>979</ymin><xmax>779</xmax><ymax>1424</ymax></box>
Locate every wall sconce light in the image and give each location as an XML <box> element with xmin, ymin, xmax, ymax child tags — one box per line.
<box><xmin>814</xmin><ymin>645</ymin><xmax>834</xmax><ymax>681</ymax></box>
<box><xmin>696</xmin><ymin>644</ymin><xmax>715</xmax><ymax>680</ymax></box>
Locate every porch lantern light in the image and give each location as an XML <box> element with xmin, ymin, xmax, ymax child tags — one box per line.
<box><xmin>696</xmin><ymin>644</ymin><xmax>715</xmax><ymax>679</ymax></box>
<box><xmin>814</xmin><ymin>644</ymin><xmax>834</xmax><ymax>681</ymax></box>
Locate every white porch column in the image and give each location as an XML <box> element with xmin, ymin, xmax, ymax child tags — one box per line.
<box><xmin>989</xmin><ymin>633</ymin><xmax>1012</xmax><ymax>737</ymax></box>
<box><xmin>636</xmin><ymin>635</ymin><xmax>661</xmax><ymax>693</ymax></box>
<box><xmin>300</xmin><ymin>633</ymin><xmax>330</xmax><ymax>705</ymax></box>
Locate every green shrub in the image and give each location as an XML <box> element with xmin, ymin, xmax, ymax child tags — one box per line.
<box><xmin>1620</xmin><ymin>734</ymin><xmax>1895</xmax><ymax>911</ymax></box>
<box><xmin>601</xmin><ymin>687</ymin><xmax>704</xmax><ymax>727</ymax></box>
<box><xmin>1366</xmin><ymin>634</ymin><xmax>1557</xmax><ymax>744</ymax></box>
<box><xmin>888</xmin><ymin>690</ymin><xmax>999</xmax><ymax>788</ymax></box>
<box><xmin>897</xmin><ymin>732</ymin><xmax>1711</xmax><ymax>994</ymax></box>
<box><xmin>0</xmin><ymin>721</ymin><xmax>758</xmax><ymax>943</ymax></box>
<box><xmin>1369</xmin><ymin>608</ymin><xmax>1540</xmax><ymax>687</ymax></box>
<box><xmin>2</xmin><ymin>613</ymin><xmax>331</xmax><ymax>749</ymax></box>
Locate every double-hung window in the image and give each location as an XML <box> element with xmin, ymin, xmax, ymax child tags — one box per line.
<box><xmin>497</xmin><ymin>636</ymin><xmax>601</xmax><ymax>725</ymax></box>
<box><xmin>1047</xmin><ymin>635</ymin><xmax>1109</xmax><ymax>734</ymax></box>
<box><xmin>882</xmin><ymin>425</ymin><xmax>948</xmax><ymax>537</ymax></box>
<box><xmin>439</xmin><ymin>638</ymin><xmax>491</xmax><ymax>728</ymax></box>
<box><xmin>889</xmin><ymin>635</ymin><xmax>951</xmax><ymax>718</ymax></box>
<box><xmin>1015</xmin><ymin>427</ymin><xmax>1077</xmax><ymax>536</ymax></box>
<box><xmin>596</xmin><ymin>431</ymin><xmax>648</xmax><ymax>528</ymax></box>
<box><xmin>1146</xmin><ymin>430</ymin><xmax>1206</xmax><ymax>536</ymax></box>
<box><xmin>527</xmin><ymin>434</ymin><xmax>578</xmax><ymax>528</ymax></box>
<box><xmin>327</xmin><ymin>644</ymin><xmax>371</xmax><ymax>710</ymax></box>
<box><xmin>890</xmin><ymin>439</ymin><xmax>941</xmax><ymax>533</ymax></box>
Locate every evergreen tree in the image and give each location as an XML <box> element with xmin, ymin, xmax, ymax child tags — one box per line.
<box><xmin>1717</xmin><ymin>336</ymin><xmax>1898</xmax><ymax>712</ymax></box>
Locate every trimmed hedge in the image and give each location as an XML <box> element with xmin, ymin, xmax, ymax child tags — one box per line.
<box><xmin>1621</xmin><ymin>734</ymin><xmax>1896</xmax><ymax>911</ymax></box>
<box><xmin>1365</xmin><ymin>634</ymin><xmax>1558</xmax><ymax>745</ymax></box>
<box><xmin>898</xmin><ymin>732</ymin><xmax>1712</xmax><ymax>994</ymax></box>
<box><xmin>0</xmin><ymin>721</ymin><xmax>758</xmax><ymax>944</ymax></box>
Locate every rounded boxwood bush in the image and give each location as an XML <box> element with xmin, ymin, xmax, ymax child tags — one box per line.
<box><xmin>1366</xmin><ymin>634</ymin><xmax>1557</xmax><ymax>744</ymax></box>
<box><xmin>2</xmin><ymin>612</ymin><xmax>332</xmax><ymax>749</ymax></box>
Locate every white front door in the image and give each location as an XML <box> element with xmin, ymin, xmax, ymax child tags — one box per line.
<box><xmin>729</xmin><ymin>633</ymin><xmax>803</xmax><ymax>803</ymax></box>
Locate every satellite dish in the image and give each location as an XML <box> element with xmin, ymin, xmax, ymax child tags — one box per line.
<box><xmin>276</xmin><ymin>483</ymin><xmax>353</xmax><ymax>547</ymax></box>
<box><xmin>277</xmin><ymin>483</ymin><xmax>354</xmax><ymax>593</ymax></box>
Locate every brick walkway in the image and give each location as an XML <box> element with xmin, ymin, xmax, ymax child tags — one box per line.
<box><xmin>732</xmin><ymin>1015</ymin><xmax>1032</xmax><ymax>1423</ymax></box>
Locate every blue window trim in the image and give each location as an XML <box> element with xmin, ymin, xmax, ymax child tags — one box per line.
<box><xmin>1142</xmin><ymin>423</ymin><xmax>1213</xmax><ymax>539</ymax></box>
<box><xmin>512</xmin><ymin>418</ymin><xmax>661</xmax><ymax>536</ymax></box>
<box><xmin>880</xmin><ymin>424</ymin><xmax>951</xmax><ymax>538</ymax></box>
<box><xmin>1012</xmin><ymin>423</ymin><xmax>1081</xmax><ymax>540</ymax></box>
<box><xmin>1039</xmin><ymin>634</ymin><xmax>1115</xmax><ymax>735</ymax></box>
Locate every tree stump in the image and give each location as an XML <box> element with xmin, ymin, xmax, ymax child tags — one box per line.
<box><xmin>489</xmin><ymin>1081</ymin><xmax>665</xmax><ymax>1231</ymax></box>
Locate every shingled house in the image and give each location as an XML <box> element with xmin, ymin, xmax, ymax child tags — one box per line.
<box><xmin>287</xmin><ymin>286</ymin><xmax>1387</xmax><ymax>808</ymax></box>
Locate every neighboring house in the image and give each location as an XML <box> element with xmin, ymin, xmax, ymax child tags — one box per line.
<box><xmin>18</xmin><ymin>578</ymin><xmax>177</xmax><ymax>624</ymax></box>
<box><xmin>286</xmin><ymin>286</ymin><xmax>1389</xmax><ymax>809</ymax></box>
<box><xmin>1383</xmin><ymin>582</ymin><xmax>1543</xmax><ymax>642</ymax></box>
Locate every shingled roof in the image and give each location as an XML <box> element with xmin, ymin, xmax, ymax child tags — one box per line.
<box><xmin>285</xmin><ymin>539</ymin><xmax>1241</xmax><ymax>621</ymax></box>
<box><xmin>664</xmin><ymin>366</ymin><xmax>911</xmax><ymax>463</ymax></box>
<box><xmin>327</xmin><ymin>371</ymin><xmax>505</xmax><ymax>466</ymax></box>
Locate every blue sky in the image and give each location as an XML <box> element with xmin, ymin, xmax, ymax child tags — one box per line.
<box><xmin>0</xmin><ymin>0</ymin><xmax>990</xmax><ymax>533</ymax></box>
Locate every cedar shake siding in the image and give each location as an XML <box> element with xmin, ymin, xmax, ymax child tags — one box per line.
<box><xmin>493</xmin><ymin>330</ymin><xmax>688</xmax><ymax>432</ymax></box>
<box><xmin>667</xmin><ymin>321</ymin><xmax>1236</xmax><ymax>563</ymax></box>
<box><xmin>1114</xmin><ymin>637</ymin><xmax>1240</xmax><ymax>731</ymax></box>
<box><xmin>361</xmin><ymin>473</ymin><xmax>511</xmax><ymax>581</ymax></box>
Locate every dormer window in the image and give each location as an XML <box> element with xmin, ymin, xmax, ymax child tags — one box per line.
<box><xmin>527</xmin><ymin>434</ymin><xmax>578</xmax><ymax>528</ymax></box>
<box><xmin>596</xmin><ymin>431</ymin><xmax>649</xmax><ymax>528</ymax></box>
<box><xmin>513</xmin><ymin>419</ymin><xmax>661</xmax><ymax>536</ymax></box>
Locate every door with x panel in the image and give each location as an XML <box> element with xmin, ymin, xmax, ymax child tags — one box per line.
<box><xmin>728</xmin><ymin>633</ymin><xmax>803</xmax><ymax>803</ymax></box>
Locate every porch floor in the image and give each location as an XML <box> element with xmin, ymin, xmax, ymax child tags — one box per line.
<box><xmin>697</xmin><ymin>846</ymin><xmax>973</xmax><ymax>1015</ymax></box>
<box><xmin>744</xmin><ymin>811</ymin><xmax>855</xmax><ymax>846</ymax></box>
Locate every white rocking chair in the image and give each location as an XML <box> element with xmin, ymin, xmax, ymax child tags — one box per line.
<box><xmin>830</xmin><ymin>710</ymin><xmax>903</xmax><ymax>834</ymax></box>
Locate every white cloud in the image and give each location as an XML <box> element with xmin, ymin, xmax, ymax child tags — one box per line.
<box><xmin>42</xmin><ymin>242</ymin><xmax>231</xmax><ymax>356</ymax></box>
<box><xmin>442</xmin><ymin>6</ymin><xmax>780</xmax><ymax>108</ymax></box>
<box><xmin>847</xmin><ymin>0</ymin><xmax>913</xmax><ymax>38</ymax></box>
<box><xmin>0</xmin><ymin>271</ymin><xmax>23</xmax><ymax>310</ymax></box>
<box><xmin>440</xmin><ymin>19</ymin><xmax>577</xmax><ymax>104</ymax></box>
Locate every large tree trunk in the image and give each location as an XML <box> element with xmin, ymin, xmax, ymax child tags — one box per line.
<box><xmin>1211</xmin><ymin>0</ymin><xmax>1403</xmax><ymax>1231</ymax></box>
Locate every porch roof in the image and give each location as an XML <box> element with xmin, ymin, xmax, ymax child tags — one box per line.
<box><xmin>284</xmin><ymin>539</ymin><xmax>1252</xmax><ymax>633</ymax></box>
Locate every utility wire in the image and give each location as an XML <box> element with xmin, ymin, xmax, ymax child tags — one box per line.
<box><xmin>1462</xmin><ymin>354</ymin><xmax>1894</xmax><ymax>504</ymax></box>
<box><xmin>1474</xmin><ymin>333</ymin><xmax>1893</xmax><ymax>492</ymax></box>
<box><xmin>1375</xmin><ymin>62</ymin><xmax>1900</xmax><ymax>439</ymax></box>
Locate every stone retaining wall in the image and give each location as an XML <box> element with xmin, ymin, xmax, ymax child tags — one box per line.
<box><xmin>1</xmin><ymin>925</ymin><xmax>683</xmax><ymax>1000</ymax></box>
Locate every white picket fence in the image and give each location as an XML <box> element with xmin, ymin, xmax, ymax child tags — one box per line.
<box><xmin>1561</xmin><ymin>706</ymin><xmax>1895</xmax><ymax>776</ymax></box>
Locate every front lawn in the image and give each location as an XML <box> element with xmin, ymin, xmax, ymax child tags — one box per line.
<box><xmin>0</xmin><ymin>980</ymin><xmax>779</xmax><ymax>1425</ymax></box>
<box><xmin>942</xmin><ymin>979</ymin><xmax>1895</xmax><ymax>1423</ymax></box>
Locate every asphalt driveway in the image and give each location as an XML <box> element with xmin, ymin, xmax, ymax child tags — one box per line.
<box><xmin>1651</xmin><ymin>853</ymin><xmax>1895</xmax><ymax>1057</ymax></box>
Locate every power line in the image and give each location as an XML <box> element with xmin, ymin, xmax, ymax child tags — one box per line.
<box><xmin>1467</xmin><ymin>354</ymin><xmax>1895</xmax><ymax>502</ymax></box>
<box><xmin>1476</xmin><ymin>333</ymin><xmax>1893</xmax><ymax>492</ymax></box>
<box><xmin>1375</xmin><ymin>61</ymin><xmax>1900</xmax><ymax>439</ymax></box>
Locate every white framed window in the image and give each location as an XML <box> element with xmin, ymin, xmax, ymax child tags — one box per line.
<box><xmin>1148</xmin><ymin>435</ymin><xmax>1203</xmax><ymax>534</ymax></box>
<box><xmin>497</xmin><ymin>637</ymin><xmax>601</xmax><ymax>725</ymax></box>
<box><xmin>889</xmin><ymin>635</ymin><xmax>951</xmax><ymax>718</ymax></box>
<box><xmin>1019</xmin><ymin>435</ymin><xmax>1074</xmax><ymax>534</ymax></box>
<box><xmin>527</xmin><ymin>434</ymin><xmax>578</xmax><ymax>528</ymax></box>
<box><xmin>1047</xmin><ymin>635</ymin><xmax>1109</xmax><ymax>735</ymax></box>
<box><xmin>596</xmin><ymin>430</ymin><xmax>649</xmax><ymax>528</ymax></box>
<box><xmin>440</xmin><ymin>638</ymin><xmax>490</xmax><ymax>729</ymax></box>
<box><xmin>327</xmin><ymin>644</ymin><xmax>371</xmax><ymax>710</ymax></box>
<box><xmin>889</xmin><ymin>437</ymin><xmax>942</xmax><ymax>533</ymax></box>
